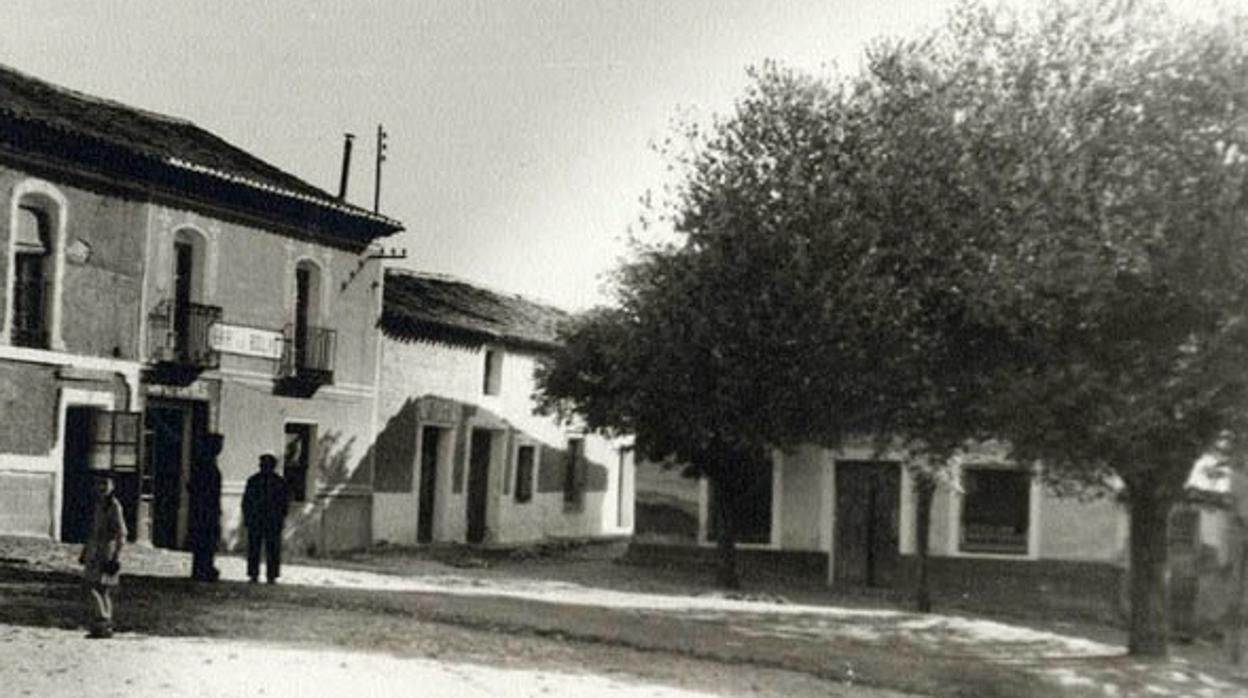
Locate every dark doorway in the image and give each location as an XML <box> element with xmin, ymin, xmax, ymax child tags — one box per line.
<box><xmin>834</xmin><ymin>461</ymin><xmax>901</xmax><ymax>587</ymax></box>
<box><xmin>466</xmin><ymin>429</ymin><xmax>492</xmax><ymax>544</ymax></box>
<box><xmin>60</xmin><ymin>406</ymin><xmax>95</xmax><ymax>543</ymax></box>
<box><xmin>417</xmin><ymin>426</ymin><xmax>441</xmax><ymax>544</ymax></box>
<box><xmin>145</xmin><ymin>399</ymin><xmax>207</xmax><ymax>549</ymax></box>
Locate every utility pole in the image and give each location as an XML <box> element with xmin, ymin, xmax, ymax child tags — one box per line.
<box><xmin>374</xmin><ymin>124</ymin><xmax>387</xmax><ymax>214</ymax></box>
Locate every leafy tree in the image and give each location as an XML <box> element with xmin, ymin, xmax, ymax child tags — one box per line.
<box><xmin>890</xmin><ymin>1</ymin><xmax>1248</xmax><ymax>655</ymax></box>
<box><xmin>537</xmin><ymin>67</ymin><xmax>876</xmax><ymax>587</ymax></box>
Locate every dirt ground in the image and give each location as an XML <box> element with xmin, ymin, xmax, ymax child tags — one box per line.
<box><xmin>3</xmin><ymin>535</ymin><xmax>1247</xmax><ymax>697</ymax></box>
<box><xmin>0</xmin><ymin>537</ymin><xmax>904</xmax><ymax>698</ymax></box>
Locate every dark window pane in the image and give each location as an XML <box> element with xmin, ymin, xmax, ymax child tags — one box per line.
<box><xmin>284</xmin><ymin>423</ymin><xmax>314</xmax><ymax>502</ymax></box>
<box><xmin>515</xmin><ymin>445</ymin><xmax>535</xmax><ymax>503</ymax></box>
<box><xmin>960</xmin><ymin>468</ymin><xmax>1030</xmax><ymax>554</ymax></box>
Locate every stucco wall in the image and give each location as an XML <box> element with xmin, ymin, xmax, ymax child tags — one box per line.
<box><xmin>142</xmin><ymin>204</ymin><xmax>381</xmax><ymax>388</ymax></box>
<box><xmin>0</xmin><ymin>168</ymin><xmax>145</xmax><ymax>358</ymax></box>
<box><xmin>375</xmin><ymin>337</ymin><xmax>632</xmax><ymax>546</ymax></box>
<box><xmin>778</xmin><ymin>446</ymin><xmax>823</xmax><ymax>551</ymax></box>
<box><xmin>139</xmin><ymin>204</ymin><xmax>385</xmax><ymax>555</ymax></box>
<box><xmin>0</xmin><ymin>361</ymin><xmax>57</xmax><ymax>456</ymax></box>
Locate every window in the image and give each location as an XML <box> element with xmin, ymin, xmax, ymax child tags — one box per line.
<box><xmin>563</xmin><ymin>437</ymin><xmax>584</xmax><ymax>508</ymax></box>
<box><xmin>960</xmin><ymin>467</ymin><xmax>1030</xmax><ymax>555</ymax></box>
<box><xmin>89</xmin><ymin>411</ymin><xmax>142</xmax><ymax>473</ymax></box>
<box><xmin>284</xmin><ymin>423</ymin><xmax>315</xmax><ymax>502</ymax></box>
<box><xmin>11</xmin><ymin>205</ymin><xmax>51</xmax><ymax>348</ymax></box>
<box><xmin>515</xmin><ymin>445</ymin><xmax>535</xmax><ymax>503</ymax></box>
<box><xmin>483</xmin><ymin>349</ymin><xmax>503</xmax><ymax>395</ymax></box>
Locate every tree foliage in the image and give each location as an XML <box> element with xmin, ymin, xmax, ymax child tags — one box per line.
<box><xmin>538</xmin><ymin>0</ymin><xmax>1248</xmax><ymax>650</ymax></box>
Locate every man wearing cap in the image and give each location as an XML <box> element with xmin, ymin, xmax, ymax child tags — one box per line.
<box><xmin>242</xmin><ymin>453</ymin><xmax>288</xmax><ymax>583</ymax></box>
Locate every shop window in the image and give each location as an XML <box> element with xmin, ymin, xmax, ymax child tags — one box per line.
<box><xmin>960</xmin><ymin>467</ymin><xmax>1030</xmax><ymax>555</ymax></box>
<box><xmin>515</xmin><ymin>445</ymin><xmax>535</xmax><ymax>503</ymax></box>
<box><xmin>284</xmin><ymin>423</ymin><xmax>315</xmax><ymax>502</ymax></box>
<box><xmin>483</xmin><ymin>349</ymin><xmax>503</xmax><ymax>396</ymax></box>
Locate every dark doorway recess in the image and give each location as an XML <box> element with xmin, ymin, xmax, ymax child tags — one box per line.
<box><xmin>60</xmin><ymin>406</ymin><xmax>95</xmax><ymax>543</ymax></box>
<box><xmin>145</xmin><ymin>399</ymin><xmax>207</xmax><ymax>550</ymax></box>
<box><xmin>417</xmin><ymin>426</ymin><xmax>441</xmax><ymax>544</ymax></box>
<box><xmin>466</xmin><ymin>429</ymin><xmax>492</xmax><ymax>544</ymax></box>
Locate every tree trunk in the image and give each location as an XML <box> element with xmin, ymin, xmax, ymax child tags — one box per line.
<box><xmin>711</xmin><ymin>475</ymin><xmax>741</xmax><ymax>589</ymax></box>
<box><xmin>1127</xmin><ymin>490</ymin><xmax>1172</xmax><ymax>657</ymax></box>
<box><xmin>914</xmin><ymin>475</ymin><xmax>935</xmax><ymax>613</ymax></box>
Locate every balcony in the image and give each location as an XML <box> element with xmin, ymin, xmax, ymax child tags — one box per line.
<box><xmin>10</xmin><ymin>278</ymin><xmax>49</xmax><ymax>349</ymax></box>
<box><xmin>146</xmin><ymin>299</ymin><xmax>222</xmax><ymax>382</ymax></box>
<box><xmin>275</xmin><ymin>323</ymin><xmax>335</xmax><ymax>396</ymax></box>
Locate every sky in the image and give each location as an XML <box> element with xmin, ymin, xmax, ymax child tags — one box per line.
<box><xmin>0</xmin><ymin>1</ymin><xmax>1221</xmax><ymax>310</ymax></box>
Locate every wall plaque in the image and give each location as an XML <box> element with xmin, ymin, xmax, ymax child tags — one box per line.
<box><xmin>209</xmin><ymin>323</ymin><xmax>283</xmax><ymax>360</ymax></box>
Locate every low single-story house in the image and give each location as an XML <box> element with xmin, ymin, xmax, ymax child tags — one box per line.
<box><xmin>693</xmin><ymin>441</ymin><xmax>1245</xmax><ymax>629</ymax></box>
<box><xmin>371</xmin><ymin>270</ymin><xmax>634</xmax><ymax>547</ymax></box>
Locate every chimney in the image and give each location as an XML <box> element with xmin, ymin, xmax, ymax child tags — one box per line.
<box><xmin>337</xmin><ymin>133</ymin><xmax>355</xmax><ymax>200</ymax></box>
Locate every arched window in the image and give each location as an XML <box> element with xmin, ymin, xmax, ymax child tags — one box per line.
<box><xmin>283</xmin><ymin>258</ymin><xmax>336</xmax><ymax>387</ymax></box>
<box><xmin>6</xmin><ymin>182</ymin><xmax>67</xmax><ymax>350</ymax></box>
<box><xmin>170</xmin><ymin>228</ymin><xmax>209</xmax><ymax>361</ymax></box>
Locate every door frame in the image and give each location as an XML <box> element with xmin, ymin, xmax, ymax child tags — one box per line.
<box><xmin>54</xmin><ymin>388</ymin><xmax>116</xmax><ymax>542</ymax></box>
<box><xmin>416</xmin><ymin>425</ymin><xmax>444</xmax><ymax>544</ymax></box>
<box><xmin>144</xmin><ymin>397</ymin><xmax>207</xmax><ymax>549</ymax></box>
<box><xmin>465</xmin><ymin>427</ymin><xmax>494</xmax><ymax>544</ymax></box>
<box><xmin>830</xmin><ymin>459</ymin><xmax>901</xmax><ymax>587</ymax></box>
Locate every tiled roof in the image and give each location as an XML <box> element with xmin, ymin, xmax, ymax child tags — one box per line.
<box><xmin>0</xmin><ymin>62</ymin><xmax>402</xmax><ymax>239</ymax></box>
<box><xmin>382</xmin><ymin>270</ymin><xmax>568</xmax><ymax>351</ymax></box>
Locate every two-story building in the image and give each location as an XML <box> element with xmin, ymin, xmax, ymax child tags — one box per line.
<box><xmin>0</xmin><ymin>63</ymin><xmax>403</xmax><ymax>553</ymax></box>
<box><xmin>373</xmin><ymin>270</ymin><xmax>634</xmax><ymax>546</ymax></box>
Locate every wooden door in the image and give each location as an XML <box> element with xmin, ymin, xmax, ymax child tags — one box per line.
<box><xmin>146</xmin><ymin>400</ymin><xmax>206</xmax><ymax>549</ymax></box>
<box><xmin>417</xmin><ymin>426</ymin><xmax>440</xmax><ymax>544</ymax></box>
<box><xmin>834</xmin><ymin>461</ymin><xmax>901</xmax><ymax>587</ymax></box>
<box><xmin>466</xmin><ymin>429</ymin><xmax>492</xmax><ymax>544</ymax></box>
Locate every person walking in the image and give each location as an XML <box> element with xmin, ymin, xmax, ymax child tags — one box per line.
<box><xmin>80</xmin><ymin>473</ymin><xmax>126</xmax><ymax>638</ymax></box>
<box><xmin>187</xmin><ymin>433</ymin><xmax>223</xmax><ymax>581</ymax></box>
<box><xmin>242</xmin><ymin>453</ymin><xmax>288</xmax><ymax>584</ymax></box>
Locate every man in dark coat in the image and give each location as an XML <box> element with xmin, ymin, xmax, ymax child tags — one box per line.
<box><xmin>242</xmin><ymin>453</ymin><xmax>288</xmax><ymax>584</ymax></box>
<box><xmin>187</xmin><ymin>433</ymin><xmax>223</xmax><ymax>581</ymax></box>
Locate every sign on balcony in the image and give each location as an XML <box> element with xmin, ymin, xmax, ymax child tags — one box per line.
<box><xmin>209</xmin><ymin>323</ymin><xmax>283</xmax><ymax>359</ymax></box>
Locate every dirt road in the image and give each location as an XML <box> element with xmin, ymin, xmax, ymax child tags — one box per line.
<box><xmin>2</xmin><ymin>536</ymin><xmax>1244</xmax><ymax>697</ymax></box>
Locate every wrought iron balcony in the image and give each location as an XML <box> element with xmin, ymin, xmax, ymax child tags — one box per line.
<box><xmin>10</xmin><ymin>278</ymin><xmax>49</xmax><ymax>349</ymax></box>
<box><xmin>277</xmin><ymin>323</ymin><xmax>336</xmax><ymax>392</ymax></box>
<box><xmin>147</xmin><ymin>298</ymin><xmax>222</xmax><ymax>370</ymax></box>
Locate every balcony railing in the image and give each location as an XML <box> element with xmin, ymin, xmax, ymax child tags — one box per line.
<box><xmin>279</xmin><ymin>323</ymin><xmax>336</xmax><ymax>387</ymax></box>
<box><xmin>10</xmin><ymin>278</ymin><xmax>49</xmax><ymax>349</ymax></box>
<box><xmin>147</xmin><ymin>299</ymin><xmax>222</xmax><ymax>370</ymax></box>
